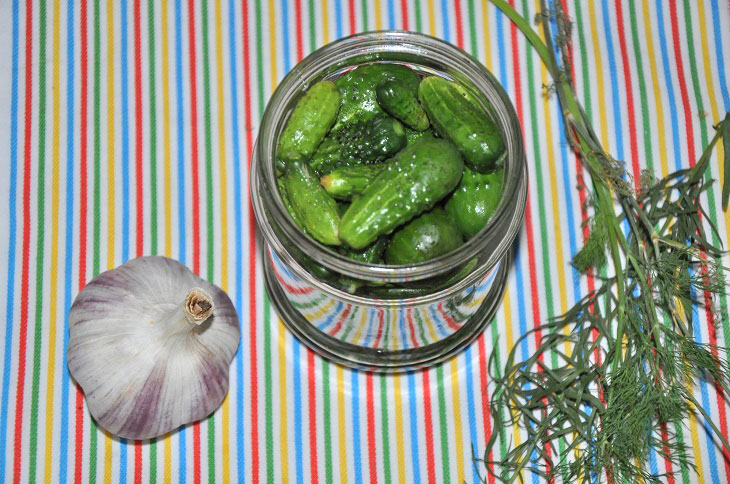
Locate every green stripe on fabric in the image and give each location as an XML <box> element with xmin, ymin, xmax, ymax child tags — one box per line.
<box><xmin>308</xmin><ymin>0</ymin><xmax>315</xmax><ymax>50</ymax></box>
<box><xmin>322</xmin><ymin>361</ymin><xmax>333</xmax><ymax>483</ymax></box>
<box><xmin>89</xmin><ymin>0</ymin><xmax>102</xmax><ymax>479</ymax></box>
<box><xmin>467</xmin><ymin>0</ymin><xmax>477</xmax><ymax>58</ymax></box>
<box><xmin>147</xmin><ymin>0</ymin><xmax>159</xmax><ymax>479</ymax></box>
<box><xmin>148</xmin><ymin>0</ymin><xmax>158</xmax><ymax>256</ymax></box>
<box><xmin>379</xmin><ymin>375</ymin><xmax>392</xmax><ymax>483</ymax></box>
<box><xmin>489</xmin><ymin>316</ymin><xmax>507</xmax><ymax>460</ymax></box>
<box><xmin>414</xmin><ymin>0</ymin><xmax>422</xmax><ymax>33</ymax></box>
<box><xmin>436</xmin><ymin>364</ymin><xmax>451</xmax><ymax>483</ymax></box>
<box><xmin>624</xmin><ymin>1</ymin><xmax>690</xmax><ymax>480</ymax></box>
<box><xmin>199</xmin><ymin>0</ymin><xmax>217</xmax><ymax>477</ymax></box>
<box><xmin>28</xmin><ymin>0</ymin><xmax>48</xmax><ymax>481</ymax></box>
<box><xmin>361</xmin><ymin>1</ymin><xmax>369</xmax><ymax>31</ymax></box>
<box><xmin>264</xmin><ymin>294</ymin><xmax>274</xmax><ymax>484</ymax></box>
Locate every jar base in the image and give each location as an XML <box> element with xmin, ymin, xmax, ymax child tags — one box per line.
<box><xmin>262</xmin><ymin>249</ymin><xmax>511</xmax><ymax>373</ymax></box>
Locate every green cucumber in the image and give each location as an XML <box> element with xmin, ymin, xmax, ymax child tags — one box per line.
<box><xmin>340</xmin><ymin>137</ymin><xmax>464</xmax><ymax>249</ymax></box>
<box><xmin>341</xmin><ymin>236</ymin><xmax>388</xmax><ymax>264</ymax></box>
<box><xmin>282</xmin><ymin>161</ymin><xmax>341</xmax><ymax>246</ymax></box>
<box><xmin>405</xmin><ymin>127</ymin><xmax>435</xmax><ymax>146</ymax></box>
<box><xmin>418</xmin><ymin>76</ymin><xmax>505</xmax><ymax>172</ymax></box>
<box><xmin>309</xmin><ymin>116</ymin><xmax>405</xmax><ymax>174</ymax></box>
<box><xmin>444</xmin><ymin>167</ymin><xmax>503</xmax><ymax>238</ymax></box>
<box><xmin>320</xmin><ymin>163</ymin><xmax>389</xmax><ymax>200</ymax></box>
<box><xmin>277</xmin><ymin>176</ymin><xmax>305</xmax><ymax>229</ymax></box>
<box><xmin>384</xmin><ymin>209</ymin><xmax>463</xmax><ymax>265</ymax></box>
<box><xmin>334</xmin><ymin>64</ymin><xmax>420</xmax><ymax>130</ymax></box>
<box><xmin>278</xmin><ymin>81</ymin><xmax>341</xmax><ymax>163</ymax></box>
<box><xmin>376</xmin><ymin>79</ymin><xmax>430</xmax><ymax>131</ymax></box>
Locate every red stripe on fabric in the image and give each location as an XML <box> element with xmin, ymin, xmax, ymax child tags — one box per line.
<box><xmin>349</xmin><ymin>0</ymin><xmax>356</xmax><ymax>34</ymax></box>
<box><xmin>76</xmin><ymin>0</ymin><xmax>89</xmax><ymax>479</ymax></box>
<box><xmin>613</xmin><ymin>0</ymin><xmax>641</xmax><ymax>183</ymax></box>
<box><xmin>454</xmin><ymin>0</ymin><xmax>464</xmax><ymax>48</ymax></box>
<box><xmin>508</xmin><ymin>0</ymin><xmax>553</xmax><ymax>471</ymax></box>
<box><xmin>134</xmin><ymin>0</ymin><xmax>144</xmax><ymax>257</ymax></box>
<box><xmin>295</xmin><ymin>0</ymin><xmax>303</xmax><ymax>63</ymax></box>
<box><xmin>187</xmin><ymin>0</ymin><xmax>201</xmax><ymax>277</ymax></box>
<box><xmin>14</xmin><ymin>1</ymin><xmax>34</xmax><ymax>482</ymax></box>
<box><xmin>366</xmin><ymin>373</ymin><xmax>377</xmax><ymax>484</ymax></box>
<box><xmin>373</xmin><ymin>310</ymin><xmax>385</xmax><ymax>348</ymax></box>
<box><xmin>668</xmin><ymin>1</ymin><xmax>730</xmax><ymax>473</ymax></box>
<box><xmin>271</xmin><ymin>267</ymin><xmax>314</xmax><ymax>296</ymax></box>
<box><xmin>406</xmin><ymin>309</ymin><xmax>418</xmax><ymax>348</ymax></box>
<box><xmin>307</xmin><ymin>350</ymin><xmax>319</xmax><ymax>484</ymax></box>
<box><xmin>421</xmin><ymin>369</ymin><xmax>437</xmax><ymax>484</ymax></box>
<box><xmin>186</xmin><ymin>0</ymin><xmax>202</xmax><ymax>479</ymax></box>
<box><xmin>240</xmin><ymin>0</ymin><xmax>259</xmax><ymax>480</ymax></box>
<box><xmin>436</xmin><ymin>303</ymin><xmax>460</xmax><ymax>330</ymax></box>
<box><xmin>134</xmin><ymin>441</ymin><xmax>143</xmax><ymax>484</ymax></box>
<box><xmin>327</xmin><ymin>304</ymin><xmax>352</xmax><ymax>337</ymax></box>
<box><xmin>477</xmin><ymin>334</ymin><xmax>495</xmax><ymax>484</ymax></box>
<box><xmin>400</xmin><ymin>0</ymin><xmax>409</xmax><ymax>30</ymax></box>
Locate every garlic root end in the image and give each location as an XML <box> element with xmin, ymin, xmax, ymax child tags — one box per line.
<box><xmin>184</xmin><ymin>288</ymin><xmax>214</xmax><ymax>325</ymax></box>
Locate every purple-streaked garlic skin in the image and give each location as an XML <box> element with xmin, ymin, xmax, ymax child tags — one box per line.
<box><xmin>67</xmin><ymin>256</ymin><xmax>240</xmax><ymax>440</ymax></box>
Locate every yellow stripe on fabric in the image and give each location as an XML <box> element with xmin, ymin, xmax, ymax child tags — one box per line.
<box><xmin>278</xmin><ymin>319</ymin><xmax>290</xmax><ymax>482</ymax></box>
<box><xmin>305</xmin><ymin>299</ymin><xmax>337</xmax><ymax>322</ymax></box>
<box><xmin>321</xmin><ymin>0</ymin><xmax>329</xmax><ymax>45</ymax></box>
<box><xmin>586</xmin><ymin>1</ymin><xmax>610</xmax><ymax>154</ymax></box>
<box><xmin>213</xmin><ymin>0</ymin><xmax>231</xmax><ymax>479</ymax></box>
<box><xmin>44</xmin><ymin>0</ymin><xmax>62</xmax><ymax>481</ymax></box>
<box><xmin>337</xmin><ymin>365</ymin><xmax>348</xmax><ymax>484</ymax></box>
<box><xmin>393</xmin><ymin>373</ymin><xmax>406</xmax><ymax>483</ymax></box>
<box><xmin>160</xmin><ymin>0</ymin><xmax>174</xmax><ymax>480</ymax></box>
<box><xmin>374</xmin><ymin>0</ymin><xmax>382</xmax><ymax>30</ymax></box>
<box><xmin>640</xmin><ymin>2</ymin><xmax>706</xmax><ymax>477</ymax></box>
<box><xmin>104</xmin><ymin>0</ymin><xmax>116</xmax><ymax>479</ymax></box>
<box><xmin>502</xmin><ymin>287</ymin><xmax>523</xmax><ymax>475</ymax></box>
<box><xmin>351</xmin><ymin>308</ymin><xmax>367</xmax><ymax>347</ymax></box>
<box><xmin>449</xmin><ymin>358</ymin><xmax>466</xmax><ymax>483</ymax></box>
<box><xmin>106</xmin><ymin>0</ymin><xmax>116</xmax><ymax>271</ymax></box>
<box><xmin>161</xmin><ymin>0</ymin><xmax>173</xmax><ymax>258</ymax></box>
<box><xmin>640</xmin><ymin>0</ymin><xmax>670</xmax><ymax>178</ymax></box>
<box><xmin>481</xmin><ymin>0</ymin><xmax>492</xmax><ymax>70</ymax></box>
<box><xmin>697</xmin><ymin>0</ymin><xmax>730</xmax><ymax>254</ymax></box>
<box><xmin>427</xmin><ymin>0</ymin><xmax>436</xmax><ymax>36</ymax></box>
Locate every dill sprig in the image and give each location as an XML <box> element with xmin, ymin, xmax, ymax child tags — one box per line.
<box><xmin>482</xmin><ymin>1</ymin><xmax>730</xmax><ymax>482</ymax></box>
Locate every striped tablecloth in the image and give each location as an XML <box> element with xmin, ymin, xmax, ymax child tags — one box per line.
<box><xmin>1</xmin><ymin>0</ymin><xmax>729</xmax><ymax>483</ymax></box>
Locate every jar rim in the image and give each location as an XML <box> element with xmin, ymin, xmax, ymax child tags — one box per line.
<box><xmin>252</xmin><ymin>30</ymin><xmax>527</xmax><ymax>283</ymax></box>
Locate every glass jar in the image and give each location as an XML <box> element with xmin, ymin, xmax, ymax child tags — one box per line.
<box><xmin>251</xmin><ymin>31</ymin><xmax>527</xmax><ymax>371</ymax></box>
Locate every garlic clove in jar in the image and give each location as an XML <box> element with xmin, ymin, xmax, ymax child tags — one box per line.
<box><xmin>67</xmin><ymin>256</ymin><xmax>241</xmax><ymax>440</ymax></box>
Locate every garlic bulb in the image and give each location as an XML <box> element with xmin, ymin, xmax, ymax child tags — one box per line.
<box><xmin>67</xmin><ymin>256</ymin><xmax>240</xmax><ymax>439</ymax></box>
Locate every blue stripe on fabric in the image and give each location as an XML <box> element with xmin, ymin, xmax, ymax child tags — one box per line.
<box><xmin>119</xmin><ymin>3</ymin><xmax>130</xmax><ymax>479</ymax></box>
<box><xmin>398</xmin><ymin>310</ymin><xmax>408</xmax><ymax>349</ymax></box>
<box><xmin>440</xmin><ymin>0</ymin><xmax>450</xmax><ymax>41</ymax></box>
<box><xmin>428</xmin><ymin>306</ymin><xmax>449</xmax><ymax>338</ymax></box>
<box><xmin>407</xmin><ymin>371</ymin><xmax>421</xmax><ymax>483</ymax></box>
<box><xmin>292</xmin><ymin>336</ymin><xmax>304</xmax><ymax>484</ymax></box>
<box><xmin>334</xmin><ymin>0</ymin><xmax>342</xmax><ymax>39</ymax></box>
<box><xmin>464</xmin><ymin>347</ymin><xmax>479</xmax><ymax>484</ymax></box>
<box><xmin>690</xmin><ymin>273</ymin><xmax>721</xmax><ymax>484</ymax></box>
<box><xmin>174</xmin><ymin>0</ymin><xmax>187</xmax><ymax>267</ymax></box>
<box><xmin>316</xmin><ymin>301</ymin><xmax>345</xmax><ymax>331</ymax></box>
<box><xmin>387</xmin><ymin>0</ymin><xmax>396</xmax><ymax>29</ymax></box>
<box><xmin>363</xmin><ymin>310</ymin><xmax>376</xmax><ymax>347</ymax></box>
<box><xmin>0</xmin><ymin>0</ymin><xmax>20</xmax><ymax>479</ymax></box>
<box><xmin>352</xmin><ymin>370</ymin><xmax>363</xmax><ymax>484</ymax></box>
<box><xmin>226</xmin><ymin>0</ymin><xmax>245</xmax><ymax>479</ymax></box>
<box><xmin>710</xmin><ymin>0</ymin><xmax>730</xmax><ymax>109</ymax></box>
<box><xmin>120</xmin><ymin>0</ymin><xmax>130</xmax><ymax>264</ymax></box>
<box><xmin>280</xmin><ymin>0</ymin><xmax>290</xmax><ymax>75</ymax></box>
<box><xmin>174</xmin><ymin>0</ymin><xmax>187</xmax><ymax>479</ymax></box>
<box><xmin>58</xmin><ymin>1</ymin><xmax>76</xmax><ymax>482</ymax></box>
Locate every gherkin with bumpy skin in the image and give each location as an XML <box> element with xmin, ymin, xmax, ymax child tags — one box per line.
<box><xmin>309</xmin><ymin>116</ymin><xmax>406</xmax><ymax>174</ymax></box>
<box><xmin>320</xmin><ymin>163</ymin><xmax>389</xmax><ymax>200</ymax></box>
<box><xmin>444</xmin><ymin>167</ymin><xmax>503</xmax><ymax>238</ymax></box>
<box><xmin>339</xmin><ymin>137</ymin><xmax>464</xmax><ymax>249</ymax></box>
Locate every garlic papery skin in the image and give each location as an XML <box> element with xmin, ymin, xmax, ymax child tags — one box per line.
<box><xmin>67</xmin><ymin>256</ymin><xmax>241</xmax><ymax>440</ymax></box>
